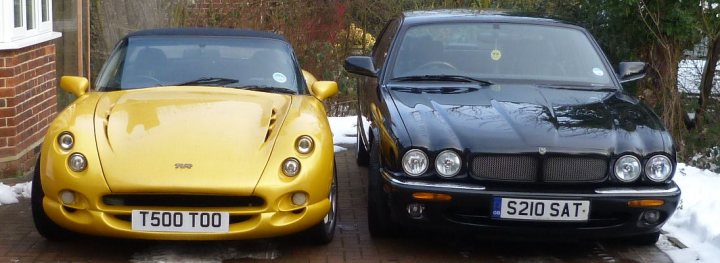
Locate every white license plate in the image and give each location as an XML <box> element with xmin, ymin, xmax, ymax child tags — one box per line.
<box><xmin>131</xmin><ymin>210</ymin><xmax>230</xmax><ymax>233</ymax></box>
<box><xmin>492</xmin><ymin>197</ymin><xmax>590</xmax><ymax>221</ymax></box>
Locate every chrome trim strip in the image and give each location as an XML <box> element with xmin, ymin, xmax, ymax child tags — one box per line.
<box><xmin>382</xmin><ymin>170</ymin><xmax>486</xmax><ymax>191</ymax></box>
<box><xmin>382</xmin><ymin>170</ymin><xmax>679</xmax><ymax>196</ymax></box>
<box><xmin>594</xmin><ymin>186</ymin><xmax>680</xmax><ymax>195</ymax></box>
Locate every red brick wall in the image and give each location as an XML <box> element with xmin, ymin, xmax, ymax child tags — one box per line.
<box><xmin>0</xmin><ymin>42</ymin><xmax>58</xmax><ymax>178</ymax></box>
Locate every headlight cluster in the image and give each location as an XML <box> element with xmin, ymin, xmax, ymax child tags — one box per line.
<box><xmin>57</xmin><ymin>132</ymin><xmax>88</xmax><ymax>172</ymax></box>
<box><xmin>402</xmin><ymin>149</ymin><xmax>462</xmax><ymax>178</ymax></box>
<box><xmin>281</xmin><ymin>136</ymin><xmax>316</xmax><ymax>177</ymax></box>
<box><xmin>614</xmin><ymin>154</ymin><xmax>673</xmax><ymax>183</ymax></box>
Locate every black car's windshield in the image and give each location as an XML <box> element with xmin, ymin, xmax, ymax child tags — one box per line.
<box><xmin>96</xmin><ymin>36</ymin><xmax>299</xmax><ymax>92</ymax></box>
<box><xmin>391</xmin><ymin>23</ymin><xmax>613</xmax><ymax>88</ymax></box>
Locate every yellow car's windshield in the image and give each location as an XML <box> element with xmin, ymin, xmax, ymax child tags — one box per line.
<box><xmin>96</xmin><ymin>36</ymin><xmax>300</xmax><ymax>93</ymax></box>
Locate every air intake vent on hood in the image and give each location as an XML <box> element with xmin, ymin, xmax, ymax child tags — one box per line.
<box><xmin>265</xmin><ymin>108</ymin><xmax>277</xmax><ymax>142</ymax></box>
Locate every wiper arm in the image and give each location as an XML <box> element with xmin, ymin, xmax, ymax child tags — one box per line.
<box><xmin>173</xmin><ymin>77</ymin><xmax>239</xmax><ymax>86</ymax></box>
<box><xmin>235</xmin><ymin>85</ymin><xmax>297</xmax><ymax>94</ymax></box>
<box><xmin>538</xmin><ymin>83</ymin><xmax>617</xmax><ymax>92</ymax></box>
<box><xmin>392</xmin><ymin>75</ymin><xmax>493</xmax><ymax>86</ymax></box>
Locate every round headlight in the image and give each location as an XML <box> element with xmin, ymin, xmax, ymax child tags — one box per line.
<box><xmin>402</xmin><ymin>149</ymin><xmax>428</xmax><ymax>177</ymax></box>
<box><xmin>68</xmin><ymin>153</ymin><xmax>87</xmax><ymax>172</ymax></box>
<box><xmin>435</xmin><ymin>150</ymin><xmax>461</xmax><ymax>178</ymax></box>
<box><xmin>58</xmin><ymin>132</ymin><xmax>74</xmax><ymax>150</ymax></box>
<box><xmin>296</xmin><ymin>136</ymin><xmax>314</xmax><ymax>154</ymax></box>
<box><xmin>282</xmin><ymin>158</ymin><xmax>301</xmax><ymax>177</ymax></box>
<box><xmin>645</xmin><ymin>155</ymin><xmax>673</xmax><ymax>182</ymax></box>
<box><xmin>614</xmin><ymin>155</ymin><xmax>641</xmax><ymax>182</ymax></box>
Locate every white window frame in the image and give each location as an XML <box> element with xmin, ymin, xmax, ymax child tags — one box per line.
<box><xmin>0</xmin><ymin>0</ymin><xmax>60</xmax><ymax>50</ymax></box>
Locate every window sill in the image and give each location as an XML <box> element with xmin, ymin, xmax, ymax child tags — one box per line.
<box><xmin>0</xmin><ymin>31</ymin><xmax>62</xmax><ymax>51</ymax></box>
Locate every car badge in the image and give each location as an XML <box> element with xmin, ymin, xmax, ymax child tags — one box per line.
<box><xmin>175</xmin><ymin>163</ymin><xmax>193</xmax><ymax>169</ymax></box>
<box><xmin>538</xmin><ymin>147</ymin><xmax>547</xmax><ymax>155</ymax></box>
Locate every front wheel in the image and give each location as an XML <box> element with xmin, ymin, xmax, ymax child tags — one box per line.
<box><xmin>31</xmin><ymin>157</ymin><xmax>73</xmax><ymax>240</ymax></box>
<box><xmin>367</xmin><ymin>138</ymin><xmax>398</xmax><ymax>237</ymax></box>
<box><xmin>303</xmin><ymin>164</ymin><xmax>338</xmax><ymax>244</ymax></box>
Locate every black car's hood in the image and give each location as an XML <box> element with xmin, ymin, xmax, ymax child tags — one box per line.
<box><xmin>387</xmin><ymin>83</ymin><xmax>670</xmax><ymax>156</ymax></box>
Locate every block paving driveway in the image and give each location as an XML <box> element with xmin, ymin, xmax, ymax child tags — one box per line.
<box><xmin>0</xmin><ymin>149</ymin><xmax>674</xmax><ymax>262</ymax></box>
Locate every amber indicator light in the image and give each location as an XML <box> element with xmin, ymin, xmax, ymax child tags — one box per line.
<box><xmin>627</xmin><ymin>199</ymin><xmax>665</xmax><ymax>207</ymax></box>
<box><xmin>412</xmin><ymin>192</ymin><xmax>452</xmax><ymax>201</ymax></box>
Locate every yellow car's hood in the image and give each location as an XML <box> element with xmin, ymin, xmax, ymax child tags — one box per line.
<box><xmin>93</xmin><ymin>87</ymin><xmax>291</xmax><ymax>194</ymax></box>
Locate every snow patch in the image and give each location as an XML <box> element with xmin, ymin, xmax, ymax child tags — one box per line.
<box><xmin>328</xmin><ymin>116</ymin><xmax>357</xmax><ymax>152</ymax></box>
<box><xmin>661</xmin><ymin>163</ymin><xmax>720</xmax><ymax>261</ymax></box>
<box><xmin>0</xmin><ymin>182</ymin><xmax>32</xmax><ymax>206</ymax></box>
<box><xmin>334</xmin><ymin>145</ymin><xmax>347</xmax><ymax>153</ymax></box>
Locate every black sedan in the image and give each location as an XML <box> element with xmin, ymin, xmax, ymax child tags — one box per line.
<box><xmin>344</xmin><ymin>10</ymin><xmax>679</xmax><ymax>244</ymax></box>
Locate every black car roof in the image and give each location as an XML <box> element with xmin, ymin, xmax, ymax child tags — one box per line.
<box><xmin>125</xmin><ymin>28</ymin><xmax>288</xmax><ymax>42</ymax></box>
<box><xmin>401</xmin><ymin>9</ymin><xmax>561</xmax><ymax>25</ymax></box>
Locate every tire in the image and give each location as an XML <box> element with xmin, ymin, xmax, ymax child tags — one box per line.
<box><xmin>31</xmin><ymin>157</ymin><xmax>73</xmax><ymax>240</ymax></box>
<box><xmin>367</xmin><ymin>138</ymin><xmax>398</xmax><ymax>237</ymax></box>
<box><xmin>355</xmin><ymin>117</ymin><xmax>369</xmax><ymax>166</ymax></box>
<box><xmin>628</xmin><ymin>232</ymin><xmax>660</xmax><ymax>246</ymax></box>
<box><xmin>304</xmin><ymin>164</ymin><xmax>338</xmax><ymax>245</ymax></box>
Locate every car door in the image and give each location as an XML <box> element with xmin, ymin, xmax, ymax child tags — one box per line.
<box><xmin>358</xmin><ymin>19</ymin><xmax>400</xmax><ymax>148</ymax></box>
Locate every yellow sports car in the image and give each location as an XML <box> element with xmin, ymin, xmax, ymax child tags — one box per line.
<box><xmin>32</xmin><ymin>28</ymin><xmax>339</xmax><ymax>244</ymax></box>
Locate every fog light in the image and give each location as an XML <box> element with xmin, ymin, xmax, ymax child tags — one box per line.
<box><xmin>292</xmin><ymin>192</ymin><xmax>307</xmax><ymax>206</ymax></box>
<box><xmin>406</xmin><ymin>203</ymin><xmax>425</xmax><ymax>219</ymax></box>
<box><xmin>642</xmin><ymin>210</ymin><xmax>661</xmax><ymax>224</ymax></box>
<box><xmin>60</xmin><ymin>190</ymin><xmax>76</xmax><ymax>205</ymax></box>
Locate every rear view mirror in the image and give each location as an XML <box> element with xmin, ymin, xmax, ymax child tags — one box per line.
<box><xmin>618</xmin><ymin>62</ymin><xmax>646</xmax><ymax>84</ymax></box>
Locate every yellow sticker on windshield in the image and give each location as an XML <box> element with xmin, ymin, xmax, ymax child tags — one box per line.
<box><xmin>491</xmin><ymin>49</ymin><xmax>502</xmax><ymax>61</ymax></box>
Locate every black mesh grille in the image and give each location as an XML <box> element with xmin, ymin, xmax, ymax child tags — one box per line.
<box><xmin>102</xmin><ymin>195</ymin><xmax>265</xmax><ymax>208</ymax></box>
<box><xmin>471</xmin><ymin>155</ymin><xmax>538</xmax><ymax>182</ymax></box>
<box><xmin>543</xmin><ymin>157</ymin><xmax>608</xmax><ymax>182</ymax></box>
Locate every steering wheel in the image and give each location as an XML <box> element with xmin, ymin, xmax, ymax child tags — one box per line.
<box><xmin>417</xmin><ymin>61</ymin><xmax>457</xmax><ymax>71</ymax></box>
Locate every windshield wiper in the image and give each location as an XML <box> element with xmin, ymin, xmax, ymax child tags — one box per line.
<box><xmin>235</xmin><ymin>85</ymin><xmax>297</xmax><ymax>95</ymax></box>
<box><xmin>173</xmin><ymin>77</ymin><xmax>239</xmax><ymax>87</ymax></box>
<box><xmin>392</xmin><ymin>75</ymin><xmax>493</xmax><ymax>86</ymax></box>
<box><xmin>538</xmin><ymin>83</ymin><xmax>617</xmax><ymax>92</ymax></box>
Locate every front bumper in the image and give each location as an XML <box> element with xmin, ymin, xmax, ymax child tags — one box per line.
<box><xmin>381</xmin><ymin>171</ymin><xmax>681</xmax><ymax>240</ymax></box>
<box><xmin>43</xmin><ymin>196</ymin><xmax>330</xmax><ymax>240</ymax></box>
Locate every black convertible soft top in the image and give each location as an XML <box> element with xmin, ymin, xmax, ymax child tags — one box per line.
<box><xmin>125</xmin><ymin>28</ymin><xmax>288</xmax><ymax>42</ymax></box>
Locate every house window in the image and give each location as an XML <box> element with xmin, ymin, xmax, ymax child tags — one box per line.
<box><xmin>41</xmin><ymin>0</ymin><xmax>49</xmax><ymax>22</ymax></box>
<box><xmin>2</xmin><ymin>0</ymin><xmax>60</xmax><ymax>49</ymax></box>
<box><xmin>26</xmin><ymin>0</ymin><xmax>36</xmax><ymax>30</ymax></box>
<box><xmin>14</xmin><ymin>0</ymin><xmax>24</xmax><ymax>28</ymax></box>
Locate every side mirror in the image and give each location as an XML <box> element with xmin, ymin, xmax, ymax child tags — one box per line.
<box><xmin>344</xmin><ymin>56</ymin><xmax>376</xmax><ymax>77</ymax></box>
<box><xmin>311</xmin><ymin>81</ymin><xmax>338</xmax><ymax>101</ymax></box>
<box><xmin>617</xmin><ymin>62</ymin><xmax>646</xmax><ymax>84</ymax></box>
<box><xmin>60</xmin><ymin>76</ymin><xmax>90</xmax><ymax>97</ymax></box>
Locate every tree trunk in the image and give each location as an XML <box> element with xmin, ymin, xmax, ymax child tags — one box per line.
<box><xmin>645</xmin><ymin>42</ymin><xmax>687</xmax><ymax>154</ymax></box>
<box><xmin>697</xmin><ymin>36</ymin><xmax>720</xmax><ymax>129</ymax></box>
